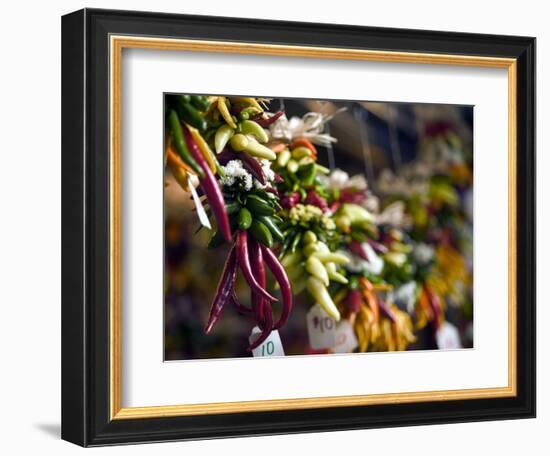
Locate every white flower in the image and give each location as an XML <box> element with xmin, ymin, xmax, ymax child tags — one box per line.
<box><xmin>219</xmin><ymin>160</ymin><xmax>254</xmax><ymax>191</ymax></box>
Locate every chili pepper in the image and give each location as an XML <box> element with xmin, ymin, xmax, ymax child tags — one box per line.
<box><xmin>238</xmin><ymin>120</ymin><xmax>269</xmax><ymax>143</ymax></box>
<box><xmin>256</xmin><ymin>215</ymin><xmax>284</xmax><ymax>242</ymax></box>
<box><xmin>236</xmin><ymin>230</ymin><xmax>277</xmax><ymax>302</ymax></box>
<box><xmin>291</xmin><ymin>137</ymin><xmax>317</xmax><ymax>156</ymax></box>
<box><xmin>215</xmin><ymin>124</ymin><xmax>235</xmax><ymax>154</ymax></box>
<box><xmin>183</xmin><ymin>126</ymin><xmax>232</xmax><ymax>242</ymax></box>
<box><xmin>287</xmin><ymin>159</ymin><xmax>299</xmax><ymax>173</ymax></box>
<box><xmin>325</xmin><ymin>262</ymin><xmax>348</xmax><ymax>284</ymax></box>
<box><xmin>248</xmin><ymin>302</ymin><xmax>273</xmax><ymax>351</ymax></box>
<box><xmin>186</xmin><ymin>124</ymin><xmax>218</xmax><ymax>174</ymax></box>
<box><xmin>176</xmin><ymin>97</ymin><xmax>208</xmax><ymax>132</ymax></box>
<box><xmin>189</xmin><ymin>95</ymin><xmax>210</xmax><ymax>112</ymax></box>
<box><xmin>217</xmin><ymin>96</ymin><xmax>237</xmax><ymax>128</ymax></box>
<box><xmin>312</xmin><ymin>252</ymin><xmax>350</xmax><ymax>265</ymax></box>
<box><xmin>238</xmin><ymin>207</ymin><xmax>253</xmax><ymax>230</ymax></box>
<box><xmin>204</xmin><ymin>246</ymin><xmax>237</xmax><ymax>334</ymax></box>
<box><xmin>226</xmin><ymin>202</ymin><xmax>241</xmax><ymax>215</ymax></box>
<box><xmin>291</xmin><ymin>146</ymin><xmax>312</xmax><ymax>160</ymax></box>
<box><xmin>306</xmin><ymin>277</ymin><xmax>341</xmax><ymax>321</ymax></box>
<box><xmin>167</xmin><ymin>110</ymin><xmax>204</xmax><ymax>178</ymax></box>
<box><xmin>260</xmin><ymin>244</ymin><xmax>293</xmax><ymax>330</ymax></box>
<box><xmin>349</xmin><ymin>240</ymin><xmax>369</xmax><ymax>261</ymax></box>
<box><xmin>304</xmin><ymin>190</ymin><xmax>328</xmax><ymax>212</ymax></box>
<box><xmin>280</xmin><ymin>192</ymin><xmax>301</xmax><ymax>209</ymax></box>
<box><xmin>255</xmin><ymin>110</ymin><xmax>284</xmax><ymax>127</ymax></box>
<box><xmin>239</xmin><ymin>106</ymin><xmax>262</xmax><ymax>120</ymax></box>
<box><xmin>281</xmin><ymin>251</ymin><xmax>302</xmax><ymax>269</ymax></box>
<box><xmin>248</xmin><ymin>237</ymin><xmax>266</xmax><ymax>326</ymax></box>
<box><xmin>231</xmin><ymin>97</ymin><xmax>264</xmax><ymax>112</ymax></box>
<box><xmin>290</xmin><ymin>231</ymin><xmax>303</xmax><ymax>253</ymax></box>
<box><xmin>378</xmin><ymin>297</ymin><xmax>397</xmax><ymax>323</ymax></box>
<box><xmin>298</xmin><ymin>163</ymin><xmax>316</xmax><ymax>186</ymax></box>
<box><xmin>366</xmin><ymin>238</ymin><xmax>388</xmax><ymax>254</ymax></box>
<box><xmin>249</xmin><ymin>219</ymin><xmax>273</xmax><ymax>248</ymax></box>
<box><xmin>345</xmin><ymin>289</ymin><xmax>362</xmax><ymax>314</ymax></box>
<box><xmin>276</xmin><ymin>149</ymin><xmax>291</xmax><ymax>168</ymax></box>
<box><xmin>306</xmin><ymin>256</ymin><xmax>329</xmax><ymax>286</ymax></box>
<box><xmin>239</xmin><ymin>153</ymin><xmax>267</xmax><ymax>185</ymax></box>
<box><xmin>230</xmin><ymin>134</ymin><xmax>277</xmax><ymax>160</ymax></box>
<box><xmin>246</xmin><ymin>194</ymin><xmax>274</xmax><ymax>216</ymax></box>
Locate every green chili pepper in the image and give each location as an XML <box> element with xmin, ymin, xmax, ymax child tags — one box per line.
<box><xmin>239</xmin><ymin>107</ymin><xmax>262</xmax><ymax>120</ymax></box>
<box><xmin>246</xmin><ymin>194</ymin><xmax>274</xmax><ymax>216</ymax></box>
<box><xmin>190</xmin><ymin>95</ymin><xmax>210</xmax><ymax>112</ymax></box>
<box><xmin>299</xmin><ymin>163</ymin><xmax>316</xmax><ymax>186</ymax></box>
<box><xmin>290</xmin><ymin>231</ymin><xmax>303</xmax><ymax>253</ymax></box>
<box><xmin>238</xmin><ymin>120</ymin><xmax>269</xmax><ymax>143</ymax></box>
<box><xmin>257</xmin><ymin>215</ymin><xmax>284</xmax><ymax>242</ymax></box>
<box><xmin>249</xmin><ymin>220</ymin><xmax>273</xmax><ymax>248</ymax></box>
<box><xmin>303</xmin><ymin>230</ymin><xmax>317</xmax><ymax>245</ymax></box>
<box><xmin>238</xmin><ymin>208</ymin><xmax>253</xmax><ymax>230</ymax></box>
<box><xmin>167</xmin><ymin>110</ymin><xmax>204</xmax><ymax>178</ymax></box>
<box><xmin>226</xmin><ymin>202</ymin><xmax>241</xmax><ymax>215</ymax></box>
<box><xmin>176</xmin><ymin>98</ymin><xmax>208</xmax><ymax>132</ymax></box>
<box><xmin>277</xmin><ymin>149</ymin><xmax>291</xmax><ymax>168</ymax></box>
<box><xmin>215</xmin><ymin>124</ymin><xmax>235</xmax><ymax>154</ymax></box>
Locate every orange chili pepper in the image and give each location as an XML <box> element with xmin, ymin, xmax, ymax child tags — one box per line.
<box><xmin>291</xmin><ymin>137</ymin><xmax>317</xmax><ymax>157</ymax></box>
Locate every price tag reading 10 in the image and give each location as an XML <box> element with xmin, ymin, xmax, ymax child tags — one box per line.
<box><xmin>306</xmin><ymin>304</ymin><xmax>337</xmax><ymax>350</ymax></box>
<box><xmin>249</xmin><ymin>327</ymin><xmax>285</xmax><ymax>357</ymax></box>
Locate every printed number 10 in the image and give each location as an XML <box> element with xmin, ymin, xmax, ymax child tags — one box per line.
<box><xmin>261</xmin><ymin>341</ymin><xmax>275</xmax><ymax>356</ymax></box>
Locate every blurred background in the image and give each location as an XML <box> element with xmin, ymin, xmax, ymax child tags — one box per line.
<box><xmin>164</xmin><ymin>97</ymin><xmax>473</xmax><ymax>360</ymax></box>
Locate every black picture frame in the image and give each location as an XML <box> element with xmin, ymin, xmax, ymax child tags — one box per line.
<box><xmin>62</xmin><ymin>8</ymin><xmax>536</xmax><ymax>447</ymax></box>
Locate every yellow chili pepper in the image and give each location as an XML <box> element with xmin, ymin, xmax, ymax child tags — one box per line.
<box><xmin>186</xmin><ymin>124</ymin><xmax>217</xmax><ymax>174</ymax></box>
<box><xmin>217</xmin><ymin>96</ymin><xmax>237</xmax><ymax>129</ymax></box>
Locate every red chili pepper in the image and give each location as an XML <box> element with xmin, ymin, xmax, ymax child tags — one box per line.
<box><xmin>304</xmin><ymin>190</ymin><xmax>328</xmax><ymax>212</ymax></box>
<box><xmin>281</xmin><ymin>192</ymin><xmax>301</xmax><ymax>209</ymax></box>
<box><xmin>377</xmin><ymin>297</ymin><xmax>397</xmax><ymax>323</ymax></box>
<box><xmin>204</xmin><ymin>247</ymin><xmax>238</xmax><ymax>334</ymax></box>
<box><xmin>254</xmin><ymin>110</ymin><xmax>284</xmax><ymax>127</ymax></box>
<box><xmin>425</xmin><ymin>285</ymin><xmax>443</xmax><ymax>329</ymax></box>
<box><xmin>340</xmin><ymin>190</ymin><xmax>367</xmax><ymax>204</ymax></box>
<box><xmin>366</xmin><ymin>238</ymin><xmax>388</xmax><ymax>254</ymax></box>
<box><xmin>349</xmin><ymin>240</ymin><xmax>369</xmax><ymax>261</ymax></box>
<box><xmin>260</xmin><ymin>244</ymin><xmax>293</xmax><ymax>330</ymax></box>
<box><xmin>183</xmin><ymin>126</ymin><xmax>232</xmax><ymax>242</ymax></box>
<box><xmin>248</xmin><ymin>237</ymin><xmax>266</xmax><ymax>324</ymax></box>
<box><xmin>345</xmin><ymin>289</ymin><xmax>362</xmax><ymax>314</ymax></box>
<box><xmin>240</xmin><ymin>153</ymin><xmax>267</xmax><ymax>185</ymax></box>
<box><xmin>248</xmin><ymin>299</ymin><xmax>273</xmax><ymax>351</ymax></box>
<box><xmin>236</xmin><ymin>230</ymin><xmax>277</xmax><ymax>303</ymax></box>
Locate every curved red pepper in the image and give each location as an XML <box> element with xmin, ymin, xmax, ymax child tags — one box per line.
<box><xmin>204</xmin><ymin>247</ymin><xmax>237</xmax><ymax>334</ymax></box>
<box><xmin>183</xmin><ymin>126</ymin><xmax>232</xmax><ymax>242</ymax></box>
<box><xmin>254</xmin><ymin>110</ymin><xmax>284</xmax><ymax>127</ymax></box>
<box><xmin>236</xmin><ymin>230</ymin><xmax>277</xmax><ymax>303</ymax></box>
<box><xmin>248</xmin><ymin>238</ymin><xmax>266</xmax><ymax>324</ymax></box>
<box><xmin>260</xmin><ymin>244</ymin><xmax>293</xmax><ymax>330</ymax></box>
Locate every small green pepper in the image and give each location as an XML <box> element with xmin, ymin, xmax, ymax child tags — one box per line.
<box><xmin>238</xmin><ymin>208</ymin><xmax>253</xmax><ymax>230</ymax></box>
<box><xmin>176</xmin><ymin>97</ymin><xmax>208</xmax><ymax>131</ymax></box>
<box><xmin>249</xmin><ymin>220</ymin><xmax>273</xmax><ymax>248</ymax></box>
<box><xmin>257</xmin><ymin>215</ymin><xmax>284</xmax><ymax>242</ymax></box>
<box><xmin>167</xmin><ymin>110</ymin><xmax>204</xmax><ymax>178</ymax></box>
<box><xmin>246</xmin><ymin>194</ymin><xmax>274</xmax><ymax>216</ymax></box>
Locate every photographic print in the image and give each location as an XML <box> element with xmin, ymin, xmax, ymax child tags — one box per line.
<box><xmin>164</xmin><ymin>94</ymin><xmax>474</xmax><ymax>360</ymax></box>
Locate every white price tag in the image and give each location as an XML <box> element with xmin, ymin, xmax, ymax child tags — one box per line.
<box><xmin>249</xmin><ymin>327</ymin><xmax>285</xmax><ymax>357</ymax></box>
<box><xmin>306</xmin><ymin>304</ymin><xmax>337</xmax><ymax>350</ymax></box>
<box><xmin>332</xmin><ymin>320</ymin><xmax>358</xmax><ymax>353</ymax></box>
<box><xmin>436</xmin><ymin>322</ymin><xmax>462</xmax><ymax>350</ymax></box>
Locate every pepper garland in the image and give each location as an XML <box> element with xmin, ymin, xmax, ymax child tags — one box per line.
<box><xmin>165</xmin><ymin>95</ymin><xmax>470</xmax><ymax>354</ymax></box>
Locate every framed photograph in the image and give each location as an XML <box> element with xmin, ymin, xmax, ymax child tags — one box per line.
<box><xmin>61</xmin><ymin>8</ymin><xmax>535</xmax><ymax>446</ymax></box>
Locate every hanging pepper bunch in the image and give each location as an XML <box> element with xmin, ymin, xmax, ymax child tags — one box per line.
<box><xmin>376</xmin><ymin>120</ymin><xmax>473</xmax><ymax>343</ymax></box>
<box><xmin>319</xmin><ymin>170</ymin><xmax>417</xmax><ymax>352</ymax></box>
<box><xmin>269</xmin><ymin>129</ymin><xmax>351</xmax><ymax>322</ymax></box>
<box><xmin>165</xmin><ymin>95</ymin><xmax>292</xmax><ymax>350</ymax></box>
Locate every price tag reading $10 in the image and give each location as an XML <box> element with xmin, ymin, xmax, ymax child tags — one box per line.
<box><xmin>306</xmin><ymin>304</ymin><xmax>337</xmax><ymax>350</ymax></box>
<box><xmin>249</xmin><ymin>327</ymin><xmax>285</xmax><ymax>357</ymax></box>
<box><xmin>332</xmin><ymin>320</ymin><xmax>358</xmax><ymax>353</ymax></box>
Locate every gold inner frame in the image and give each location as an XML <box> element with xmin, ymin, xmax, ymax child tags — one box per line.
<box><xmin>109</xmin><ymin>35</ymin><xmax>517</xmax><ymax>420</ymax></box>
